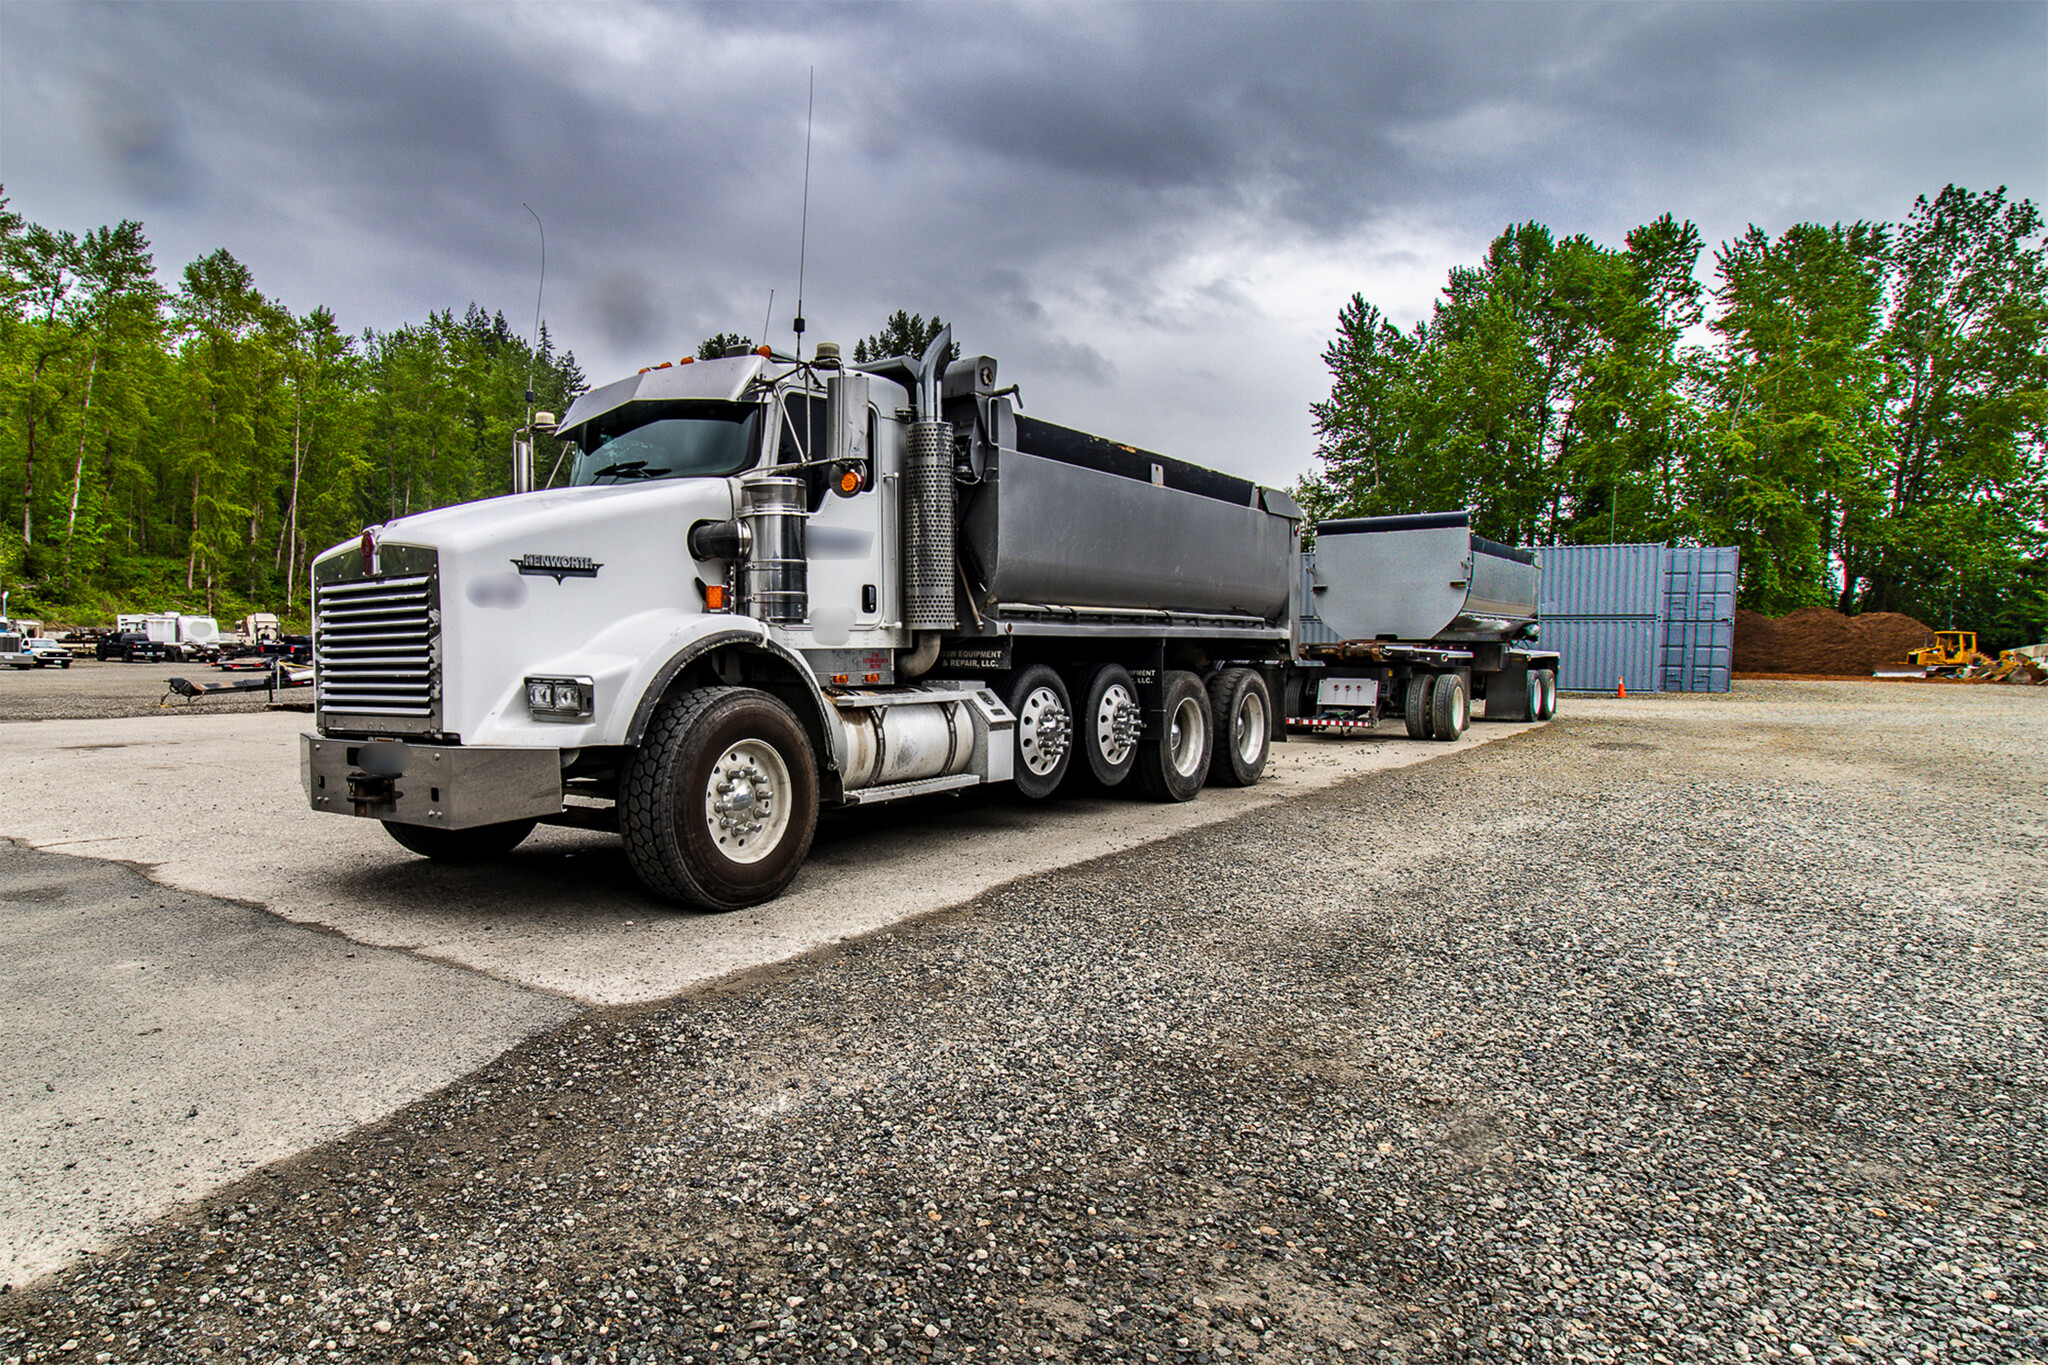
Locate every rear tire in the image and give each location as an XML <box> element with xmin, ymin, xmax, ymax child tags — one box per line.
<box><xmin>620</xmin><ymin>686</ymin><xmax>819</xmax><ymax>911</ymax></box>
<box><xmin>1430</xmin><ymin>673</ymin><xmax>1467</xmax><ymax>741</ymax></box>
<box><xmin>1073</xmin><ymin>663</ymin><xmax>1140</xmax><ymax>789</ymax></box>
<box><xmin>1132</xmin><ymin>670</ymin><xmax>1212</xmax><ymax>802</ymax></box>
<box><xmin>1205</xmin><ymin>667</ymin><xmax>1270</xmax><ymax>787</ymax></box>
<box><xmin>1006</xmin><ymin>665</ymin><xmax>1074</xmax><ymax>800</ymax></box>
<box><xmin>1540</xmin><ymin>669</ymin><xmax>1559</xmax><ymax>720</ymax></box>
<box><xmin>1404</xmin><ymin>674</ymin><xmax>1435</xmax><ymax>739</ymax></box>
<box><xmin>383</xmin><ymin>818</ymin><xmax>536</xmax><ymax>862</ymax></box>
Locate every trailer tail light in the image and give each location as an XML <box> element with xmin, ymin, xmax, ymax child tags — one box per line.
<box><xmin>526</xmin><ymin>676</ymin><xmax>594</xmax><ymax>720</ymax></box>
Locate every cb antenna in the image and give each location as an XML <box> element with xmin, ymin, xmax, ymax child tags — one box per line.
<box><xmin>518</xmin><ymin>202</ymin><xmax>547</xmax><ymax>493</ymax></box>
<box><xmin>792</xmin><ymin>67</ymin><xmax>813</xmax><ymax>361</ymax></box>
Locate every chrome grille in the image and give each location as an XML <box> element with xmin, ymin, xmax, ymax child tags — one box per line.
<box><xmin>315</xmin><ymin>570</ymin><xmax>439</xmax><ymax>719</ymax></box>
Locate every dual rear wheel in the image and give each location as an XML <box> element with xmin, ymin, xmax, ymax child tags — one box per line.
<box><xmin>1007</xmin><ymin>663</ymin><xmax>1271</xmax><ymax>803</ymax></box>
<box><xmin>1402</xmin><ymin>672</ymin><xmax>1471</xmax><ymax>742</ymax></box>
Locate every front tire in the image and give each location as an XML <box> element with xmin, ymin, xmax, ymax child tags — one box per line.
<box><xmin>621</xmin><ymin>686</ymin><xmax>819</xmax><ymax>911</ymax></box>
<box><xmin>1205</xmin><ymin>667</ymin><xmax>1271</xmax><ymax>787</ymax></box>
<box><xmin>383</xmin><ymin>818</ymin><xmax>536</xmax><ymax>862</ymax></box>
<box><xmin>1132</xmin><ymin>670</ymin><xmax>1212</xmax><ymax>802</ymax></box>
<box><xmin>1006</xmin><ymin>665</ymin><xmax>1074</xmax><ymax>800</ymax></box>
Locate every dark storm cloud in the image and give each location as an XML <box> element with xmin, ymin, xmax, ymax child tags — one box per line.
<box><xmin>2</xmin><ymin>0</ymin><xmax>2042</xmax><ymax>484</ymax></box>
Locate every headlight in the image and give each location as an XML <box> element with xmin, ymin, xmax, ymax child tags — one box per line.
<box><xmin>525</xmin><ymin>675</ymin><xmax>594</xmax><ymax>720</ymax></box>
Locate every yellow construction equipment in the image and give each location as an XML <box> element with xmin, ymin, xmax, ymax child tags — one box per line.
<box><xmin>1904</xmin><ymin>630</ymin><xmax>1992</xmax><ymax>676</ymax></box>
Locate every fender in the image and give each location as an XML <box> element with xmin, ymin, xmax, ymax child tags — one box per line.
<box><xmin>624</xmin><ymin>627</ymin><xmax>842</xmax><ymax>776</ymax></box>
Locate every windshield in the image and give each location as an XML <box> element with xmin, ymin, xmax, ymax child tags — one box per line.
<box><xmin>567</xmin><ymin>401</ymin><xmax>763</xmax><ymax>486</ymax></box>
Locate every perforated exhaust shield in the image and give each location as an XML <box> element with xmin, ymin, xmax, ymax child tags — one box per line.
<box><xmin>904</xmin><ymin>419</ymin><xmax>956</xmax><ymax>630</ymax></box>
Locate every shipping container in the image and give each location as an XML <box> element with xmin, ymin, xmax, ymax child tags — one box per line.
<box><xmin>1536</xmin><ymin>542</ymin><xmax>1737</xmax><ymax>693</ymax></box>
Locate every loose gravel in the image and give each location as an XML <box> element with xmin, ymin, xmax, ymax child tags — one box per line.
<box><xmin>2</xmin><ymin>682</ymin><xmax>2042</xmax><ymax>1364</ymax></box>
<box><xmin>0</xmin><ymin>661</ymin><xmax>294</xmax><ymax>723</ymax></box>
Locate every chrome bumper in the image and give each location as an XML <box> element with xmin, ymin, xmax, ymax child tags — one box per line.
<box><xmin>301</xmin><ymin>733</ymin><xmax>563</xmax><ymax>829</ymax></box>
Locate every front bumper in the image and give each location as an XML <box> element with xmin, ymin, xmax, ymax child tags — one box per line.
<box><xmin>301</xmin><ymin>733</ymin><xmax>563</xmax><ymax>829</ymax></box>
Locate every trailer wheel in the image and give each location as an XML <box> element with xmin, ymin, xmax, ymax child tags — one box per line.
<box><xmin>1539</xmin><ymin>669</ymin><xmax>1560</xmax><ymax>720</ymax></box>
<box><xmin>620</xmin><ymin>686</ymin><xmax>819</xmax><ymax>911</ymax></box>
<box><xmin>1006</xmin><ymin>665</ymin><xmax>1074</xmax><ymax>800</ymax></box>
<box><xmin>1132</xmin><ymin>670</ymin><xmax>1212</xmax><ymax>802</ymax></box>
<box><xmin>1205</xmin><ymin>667</ymin><xmax>1270</xmax><ymax>787</ymax></box>
<box><xmin>1073</xmin><ymin>663</ymin><xmax>1141</xmax><ymax>788</ymax></box>
<box><xmin>1430</xmin><ymin>673</ymin><xmax>1467</xmax><ymax>741</ymax></box>
<box><xmin>382</xmin><ymin>818</ymin><xmax>536</xmax><ymax>862</ymax></box>
<box><xmin>1403</xmin><ymin>674</ymin><xmax>1434</xmax><ymax>739</ymax></box>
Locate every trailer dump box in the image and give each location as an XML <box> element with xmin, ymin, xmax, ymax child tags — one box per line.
<box><xmin>1309</xmin><ymin>510</ymin><xmax>1539</xmax><ymax>644</ymax></box>
<box><xmin>961</xmin><ymin>417</ymin><xmax>1298</xmax><ymax>624</ymax></box>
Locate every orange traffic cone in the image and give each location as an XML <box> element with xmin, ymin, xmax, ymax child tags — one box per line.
<box><xmin>1617</xmin><ymin>675</ymin><xmax>1627</xmax><ymax>698</ymax></box>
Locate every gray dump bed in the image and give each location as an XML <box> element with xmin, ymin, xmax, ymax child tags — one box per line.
<box><xmin>1308</xmin><ymin>510</ymin><xmax>1540</xmax><ymax>644</ymax></box>
<box><xmin>960</xmin><ymin>416</ymin><xmax>1300</xmax><ymax>625</ymax></box>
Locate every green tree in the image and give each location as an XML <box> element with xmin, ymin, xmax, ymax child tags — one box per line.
<box><xmin>852</xmin><ymin>310</ymin><xmax>959</xmax><ymax>365</ymax></box>
<box><xmin>696</xmin><ymin>332</ymin><xmax>753</xmax><ymax>360</ymax></box>
<box><xmin>1853</xmin><ymin>185</ymin><xmax>2048</xmax><ymax>637</ymax></box>
<box><xmin>1304</xmin><ymin>219</ymin><xmax>1704</xmax><ymax>548</ymax></box>
<box><xmin>1693</xmin><ymin>220</ymin><xmax>1888</xmax><ymax>611</ymax></box>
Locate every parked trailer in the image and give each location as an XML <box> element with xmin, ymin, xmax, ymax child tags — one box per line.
<box><xmin>301</xmin><ymin>332</ymin><xmax>1300</xmax><ymax>910</ymax></box>
<box><xmin>1292</xmin><ymin>510</ymin><xmax>1561</xmax><ymax>739</ymax></box>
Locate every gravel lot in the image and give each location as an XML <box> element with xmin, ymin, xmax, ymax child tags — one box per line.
<box><xmin>2</xmin><ymin>681</ymin><xmax>2042</xmax><ymax>1364</ymax></box>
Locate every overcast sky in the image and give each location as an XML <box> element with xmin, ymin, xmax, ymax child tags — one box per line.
<box><xmin>4</xmin><ymin>1</ymin><xmax>2043</xmax><ymax>489</ymax></box>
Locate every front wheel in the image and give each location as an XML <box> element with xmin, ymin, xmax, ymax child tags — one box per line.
<box><xmin>1205</xmin><ymin>667</ymin><xmax>1271</xmax><ymax>787</ymax></box>
<box><xmin>620</xmin><ymin>686</ymin><xmax>819</xmax><ymax>911</ymax></box>
<box><xmin>1132</xmin><ymin>670</ymin><xmax>1212</xmax><ymax>802</ymax></box>
<box><xmin>383</xmin><ymin>818</ymin><xmax>536</xmax><ymax>862</ymax></box>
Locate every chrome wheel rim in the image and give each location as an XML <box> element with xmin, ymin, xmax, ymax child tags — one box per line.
<box><xmin>702</xmin><ymin>738</ymin><xmax>793</xmax><ymax>865</ymax></box>
<box><xmin>1094</xmin><ymin>683</ymin><xmax>1141</xmax><ymax>767</ymax></box>
<box><xmin>1233</xmin><ymin>689</ymin><xmax>1267</xmax><ymax>764</ymax></box>
<box><xmin>1017</xmin><ymin>685</ymin><xmax>1071</xmax><ymax>777</ymax></box>
<box><xmin>1167</xmin><ymin>694</ymin><xmax>1206</xmax><ymax>776</ymax></box>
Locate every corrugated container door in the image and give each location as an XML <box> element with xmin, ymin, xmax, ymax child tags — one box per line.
<box><xmin>1659</xmin><ymin>547</ymin><xmax>1739</xmax><ymax>692</ymax></box>
<box><xmin>1536</xmin><ymin>543</ymin><xmax>1668</xmax><ymax>691</ymax></box>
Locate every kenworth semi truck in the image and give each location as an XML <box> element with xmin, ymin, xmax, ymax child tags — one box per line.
<box><xmin>300</xmin><ymin>331</ymin><xmax>1303</xmax><ymax>910</ymax></box>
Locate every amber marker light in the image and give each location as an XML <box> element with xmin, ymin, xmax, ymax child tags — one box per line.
<box><xmin>839</xmin><ymin>469</ymin><xmax>861</xmax><ymax>494</ymax></box>
<box><xmin>704</xmin><ymin>584</ymin><xmax>726</xmax><ymax>611</ymax></box>
<box><xmin>678</xmin><ymin>356</ymin><xmax>694</xmax><ymax>364</ymax></box>
<box><xmin>755</xmin><ymin>345</ymin><xmax>773</xmax><ymax>357</ymax></box>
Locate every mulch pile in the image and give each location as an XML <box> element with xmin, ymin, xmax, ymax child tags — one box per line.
<box><xmin>1735</xmin><ymin>607</ymin><xmax>1935</xmax><ymax>675</ymax></box>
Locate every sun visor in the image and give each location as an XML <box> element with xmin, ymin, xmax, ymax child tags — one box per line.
<box><xmin>554</xmin><ymin>355</ymin><xmax>769</xmax><ymax>442</ymax></box>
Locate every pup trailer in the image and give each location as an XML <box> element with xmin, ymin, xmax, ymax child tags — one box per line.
<box><xmin>301</xmin><ymin>332</ymin><xmax>1302</xmax><ymax>910</ymax></box>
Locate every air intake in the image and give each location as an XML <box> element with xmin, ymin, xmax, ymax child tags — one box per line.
<box><xmin>903</xmin><ymin>419</ymin><xmax>956</xmax><ymax>630</ymax></box>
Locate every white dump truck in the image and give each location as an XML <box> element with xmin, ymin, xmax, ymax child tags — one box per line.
<box><xmin>301</xmin><ymin>333</ymin><xmax>1302</xmax><ymax>909</ymax></box>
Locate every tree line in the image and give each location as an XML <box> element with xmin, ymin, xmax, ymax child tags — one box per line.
<box><xmin>1300</xmin><ymin>185</ymin><xmax>2048</xmax><ymax>646</ymax></box>
<box><xmin>0</xmin><ymin>188</ymin><xmax>587</xmax><ymax>626</ymax></box>
<box><xmin>0</xmin><ymin>194</ymin><xmax>965</xmax><ymax>632</ymax></box>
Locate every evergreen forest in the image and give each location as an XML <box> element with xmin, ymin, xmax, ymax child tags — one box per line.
<box><xmin>1301</xmin><ymin>185</ymin><xmax>2048</xmax><ymax>648</ymax></box>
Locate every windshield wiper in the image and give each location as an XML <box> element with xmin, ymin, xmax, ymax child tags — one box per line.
<box><xmin>589</xmin><ymin>460</ymin><xmax>671</xmax><ymax>481</ymax></box>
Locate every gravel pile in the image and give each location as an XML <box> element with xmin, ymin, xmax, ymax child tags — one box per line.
<box><xmin>3</xmin><ymin>683</ymin><xmax>2042</xmax><ymax>1363</ymax></box>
